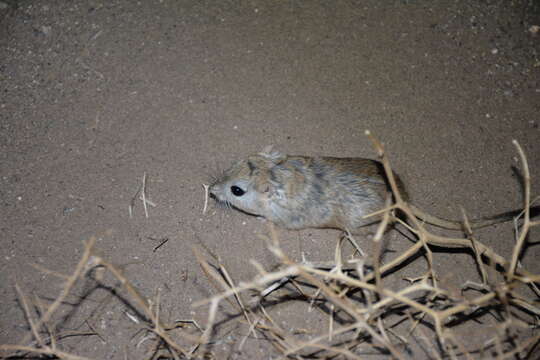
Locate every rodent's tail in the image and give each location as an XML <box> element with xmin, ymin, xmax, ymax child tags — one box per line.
<box><xmin>409</xmin><ymin>205</ymin><xmax>540</xmax><ymax>230</ymax></box>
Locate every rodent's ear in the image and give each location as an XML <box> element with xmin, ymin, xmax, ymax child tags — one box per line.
<box><xmin>254</xmin><ymin>176</ymin><xmax>274</xmax><ymax>195</ymax></box>
<box><xmin>259</xmin><ymin>145</ymin><xmax>286</xmax><ymax>164</ymax></box>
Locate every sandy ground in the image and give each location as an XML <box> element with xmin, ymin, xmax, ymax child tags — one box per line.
<box><xmin>1</xmin><ymin>1</ymin><xmax>539</xmax><ymax>359</ymax></box>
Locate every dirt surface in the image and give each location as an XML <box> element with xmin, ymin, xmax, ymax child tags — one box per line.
<box><xmin>1</xmin><ymin>1</ymin><xmax>539</xmax><ymax>359</ymax></box>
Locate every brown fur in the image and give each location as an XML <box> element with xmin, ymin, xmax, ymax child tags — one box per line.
<box><xmin>209</xmin><ymin>147</ymin><xmax>406</xmax><ymax>232</ymax></box>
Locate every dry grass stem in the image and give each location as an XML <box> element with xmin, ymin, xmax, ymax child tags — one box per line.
<box><xmin>128</xmin><ymin>172</ymin><xmax>155</xmax><ymax>218</ymax></box>
<box><xmin>141</xmin><ymin>172</ymin><xmax>149</xmax><ymax>218</ymax></box>
<box><xmin>202</xmin><ymin>183</ymin><xmax>210</xmax><ymax>214</ymax></box>
<box><xmin>508</xmin><ymin>139</ymin><xmax>531</xmax><ymax>279</ymax></box>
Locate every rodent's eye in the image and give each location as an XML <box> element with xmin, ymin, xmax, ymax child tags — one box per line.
<box><xmin>230</xmin><ymin>185</ymin><xmax>245</xmax><ymax>197</ymax></box>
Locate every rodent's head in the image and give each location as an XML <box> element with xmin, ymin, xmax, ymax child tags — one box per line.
<box><xmin>209</xmin><ymin>146</ymin><xmax>286</xmax><ymax>216</ymax></box>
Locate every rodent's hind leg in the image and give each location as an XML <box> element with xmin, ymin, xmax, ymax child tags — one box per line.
<box><xmin>344</xmin><ymin>220</ymin><xmax>399</xmax><ymax>260</ymax></box>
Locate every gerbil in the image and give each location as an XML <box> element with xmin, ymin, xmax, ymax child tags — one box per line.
<box><xmin>209</xmin><ymin>147</ymin><xmax>532</xmax><ymax>232</ymax></box>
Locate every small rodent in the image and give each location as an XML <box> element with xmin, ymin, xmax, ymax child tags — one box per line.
<box><xmin>209</xmin><ymin>147</ymin><xmax>531</xmax><ymax>232</ymax></box>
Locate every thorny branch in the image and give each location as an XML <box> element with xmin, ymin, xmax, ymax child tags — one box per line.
<box><xmin>2</xmin><ymin>134</ymin><xmax>538</xmax><ymax>359</ymax></box>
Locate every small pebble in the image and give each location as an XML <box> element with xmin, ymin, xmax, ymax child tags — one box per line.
<box><xmin>63</xmin><ymin>207</ymin><xmax>75</xmax><ymax>215</ymax></box>
<box><xmin>41</xmin><ymin>25</ymin><xmax>52</xmax><ymax>35</ymax></box>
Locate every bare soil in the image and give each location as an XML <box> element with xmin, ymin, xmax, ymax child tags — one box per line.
<box><xmin>1</xmin><ymin>1</ymin><xmax>539</xmax><ymax>359</ymax></box>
